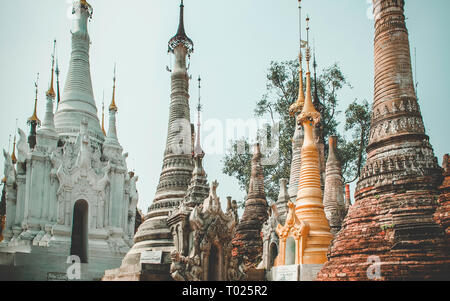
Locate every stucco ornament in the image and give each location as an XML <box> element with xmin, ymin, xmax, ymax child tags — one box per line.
<box><xmin>170</xmin><ymin>181</ymin><xmax>245</xmax><ymax>281</ymax></box>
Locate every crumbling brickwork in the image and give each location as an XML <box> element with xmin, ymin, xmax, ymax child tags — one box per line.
<box><xmin>232</xmin><ymin>144</ymin><xmax>268</xmax><ymax>269</ymax></box>
<box><xmin>434</xmin><ymin>155</ymin><xmax>450</xmax><ymax>237</ymax></box>
<box><xmin>317</xmin><ymin>0</ymin><xmax>449</xmax><ymax>281</ymax></box>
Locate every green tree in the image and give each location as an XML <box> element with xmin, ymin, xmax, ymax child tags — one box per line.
<box><xmin>339</xmin><ymin>99</ymin><xmax>372</xmax><ymax>183</ymax></box>
<box><xmin>223</xmin><ymin>59</ymin><xmax>370</xmax><ymax>206</ymax></box>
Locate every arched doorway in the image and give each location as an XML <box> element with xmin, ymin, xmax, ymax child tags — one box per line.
<box><xmin>285</xmin><ymin>237</ymin><xmax>296</xmax><ymax>265</ymax></box>
<box><xmin>70</xmin><ymin>200</ymin><xmax>89</xmax><ymax>263</ymax></box>
<box><xmin>269</xmin><ymin>242</ymin><xmax>278</xmax><ymax>269</ymax></box>
<box><xmin>208</xmin><ymin>244</ymin><xmax>221</xmax><ymax>281</ymax></box>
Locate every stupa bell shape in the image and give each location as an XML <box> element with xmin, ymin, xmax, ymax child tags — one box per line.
<box><xmin>54</xmin><ymin>0</ymin><xmax>104</xmax><ymax>145</ymax></box>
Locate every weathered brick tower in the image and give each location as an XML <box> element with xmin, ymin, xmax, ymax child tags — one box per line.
<box><xmin>232</xmin><ymin>143</ymin><xmax>268</xmax><ymax>269</ymax></box>
<box><xmin>323</xmin><ymin>136</ymin><xmax>345</xmax><ymax>236</ymax></box>
<box><xmin>317</xmin><ymin>0</ymin><xmax>449</xmax><ymax>280</ymax></box>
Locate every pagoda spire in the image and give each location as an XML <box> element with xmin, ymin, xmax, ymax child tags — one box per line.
<box><xmin>248</xmin><ymin>143</ymin><xmax>266</xmax><ymax>199</ymax></box>
<box><xmin>289</xmin><ymin>0</ymin><xmax>305</xmax><ymax>117</ymax></box>
<box><xmin>105</xmin><ymin>64</ymin><xmax>120</xmax><ymax>147</ymax></box>
<box><xmin>288</xmin><ymin>0</ymin><xmax>306</xmax><ymax>202</ymax></box>
<box><xmin>123</xmin><ymin>0</ymin><xmax>195</xmax><ymax>259</ymax></box>
<box><xmin>11</xmin><ymin>135</ymin><xmax>17</xmax><ymax>165</ymax></box>
<box><xmin>183</xmin><ymin>79</ymin><xmax>209</xmax><ymax>207</ymax></box>
<box><xmin>27</xmin><ymin>73</ymin><xmax>41</xmax><ymax>149</ymax></box>
<box><xmin>55</xmin><ymin>45</ymin><xmax>61</xmax><ymax>107</ymax></box>
<box><xmin>41</xmin><ymin>41</ymin><xmax>57</xmax><ymax>130</ymax></box>
<box><xmin>194</xmin><ymin>76</ymin><xmax>204</xmax><ymax>157</ymax></box>
<box><xmin>110</xmin><ymin>64</ymin><xmax>118</xmax><ymax>112</ymax></box>
<box><xmin>232</xmin><ymin>143</ymin><xmax>268</xmax><ymax>268</ymax></box>
<box><xmin>54</xmin><ymin>0</ymin><xmax>104</xmax><ymax>144</ymax></box>
<box><xmin>37</xmin><ymin>41</ymin><xmax>59</xmax><ymax>148</ymax></box>
<box><xmin>312</xmin><ymin>46</ymin><xmax>322</xmax><ymax>113</ymax></box>
<box><xmin>168</xmin><ymin>0</ymin><xmax>194</xmax><ymax>54</ymax></box>
<box><xmin>293</xmin><ymin>14</ymin><xmax>332</xmax><ymax>265</ymax></box>
<box><xmin>101</xmin><ymin>91</ymin><xmax>106</xmax><ymax>136</ymax></box>
<box><xmin>45</xmin><ymin>40</ymin><xmax>56</xmax><ymax>100</ymax></box>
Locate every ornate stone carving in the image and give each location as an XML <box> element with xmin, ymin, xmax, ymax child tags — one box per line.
<box><xmin>170</xmin><ymin>181</ymin><xmax>245</xmax><ymax>281</ymax></box>
<box><xmin>274</xmin><ymin>201</ymin><xmax>310</xmax><ymax>266</ymax></box>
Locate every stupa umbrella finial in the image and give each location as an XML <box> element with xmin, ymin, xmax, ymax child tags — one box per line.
<box><xmin>168</xmin><ymin>0</ymin><xmax>194</xmax><ymax>54</ymax></box>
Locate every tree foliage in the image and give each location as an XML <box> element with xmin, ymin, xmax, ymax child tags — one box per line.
<box><xmin>223</xmin><ymin>59</ymin><xmax>371</xmax><ymax>206</ymax></box>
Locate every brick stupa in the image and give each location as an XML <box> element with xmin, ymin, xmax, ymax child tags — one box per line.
<box><xmin>317</xmin><ymin>0</ymin><xmax>450</xmax><ymax>281</ymax></box>
<box><xmin>232</xmin><ymin>143</ymin><xmax>268</xmax><ymax>269</ymax></box>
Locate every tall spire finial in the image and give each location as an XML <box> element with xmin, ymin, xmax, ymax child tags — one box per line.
<box><xmin>11</xmin><ymin>133</ymin><xmax>17</xmax><ymax>165</ymax></box>
<box><xmin>298</xmin><ymin>14</ymin><xmax>319</xmax><ymax>127</ymax></box>
<box><xmin>289</xmin><ymin>0</ymin><xmax>306</xmax><ymax>117</ymax></box>
<box><xmin>46</xmin><ymin>40</ymin><xmax>56</xmax><ymax>99</ymax></box>
<box><xmin>168</xmin><ymin>0</ymin><xmax>194</xmax><ymax>54</ymax></box>
<box><xmin>109</xmin><ymin>64</ymin><xmax>118</xmax><ymax>112</ymax></box>
<box><xmin>298</xmin><ymin>0</ymin><xmax>303</xmax><ymax>53</ymax></box>
<box><xmin>312</xmin><ymin>40</ymin><xmax>323</xmax><ymax>113</ymax></box>
<box><xmin>28</xmin><ymin>73</ymin><xmax>41</xmax><ymax>125</ymax></box>
<box><xmin>305</xmin><ymin>15</ymin><xmax>311</xmax><ymax>64</ymax></box>
<box><xmin>55</xmin><ymin>43</ymin><xmax>61</xmax><ymax>106</ymax></box>
<box><xmin>78</xmin><ymin>0</ymin><xmax>93</xmax><ymax>17</ymax></box>
<box><xmin>194</xmin><ymin>75</ymin><xmax>204</xmax><ymax>157</ymax></box>
<box><xmin>102</xmin><ymin>91</ymin><xmax>106</xmax><ymax>136</ymax></box>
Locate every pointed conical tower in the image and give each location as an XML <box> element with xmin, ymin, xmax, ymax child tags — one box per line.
<box><xmin>288</xmin><ymin>0</ymin><xmax>306</xmax><ymax>203</ymax></box>
<box><xmin>127</xmin><ymin>0</ymin><xmax>194</xmax><ymax>256</ymax></box>
<box><xmin>317</xmin><ymin>0</ymin><xmax>449</xmax><ymax>281</ymax></box>
<box><xmin>232</xmin><ymin>143</ymin><xmax>268</xmax><ymax>268</ymax></box>
<box><xmin>294</xmin><ymin>27</ymin><xmax>333</xmax><ymax>265</ymax></box>
<box><xmin>27</xmin><ymin>74</ymin><xmax>41</xmax><ymax>150</ymax></box>
<box><xmin>37</xmin><ymin>40</ymin><xmax>59</xmax><ymax>149</ymax></box>
<box><xmin>104</xmin><ymin>64</ymin><xmax>122</xmax><ymax>152</ymax></box>
<box><xmin>323</xmin><ymin>136</ymin><xmax>345</xmax><ymax>236</ymax></box>
<box><xmin>54</xmin><ymin>0</ymin><xmax>104</xmax><ymax>145</ymax></box>
<box><xmin>184</xmin><ymin>76</ymin><xmax>209</xmax><ymax>207</ymax></box>
<box><xmin>167</xmin><ymin>76</ymin><xmax>209</xmax><ymax>258</ymax></box>
<box><xmin>101</xmin><ymin>97</ymin><xmax>106</xmax><ymax>136</ymax></box>
<box><xmin>55</xmin><ymin>50</ymin><xmax>61</xmax><ymax>107</ymax></box>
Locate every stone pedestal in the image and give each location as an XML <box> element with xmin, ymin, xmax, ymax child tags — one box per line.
<box><xmin>102</xmin><ymin>251</ymin><xmax>172</xmax><ymax>281</ymax></box>
<box><xmin>272</xmin><ymin>264</ymin><xmax>323</xmax><ymax>281</ymax></box>
<box><xmin>299</xmin><ymin>264</ymin><xmax>323</xmax><ymax>281</ymax></box>
<box><xmin>272</xmin><ymin>265</ymin><xmax>299</xmax><ymax>281</ymax></box>
<box><xmin>245</xmin><ymin>268</ymin><xmax>265</xmax><ymax>281</ymax></box>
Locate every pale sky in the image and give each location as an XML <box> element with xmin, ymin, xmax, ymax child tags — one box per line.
<box><xmin>1</xmin><ymin>0</ymin><xmax>449</xmax><ymax>213</ymax></box>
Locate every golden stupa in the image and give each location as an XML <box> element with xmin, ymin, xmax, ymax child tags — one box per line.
<box><xmin>275</xmin><ymin>12</ymin><xmax>332</xmax><ymax>266</ymax></box>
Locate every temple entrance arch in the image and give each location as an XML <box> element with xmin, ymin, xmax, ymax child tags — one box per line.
<box><xmin>70</xmin><ymin>199</ymin><xmax>89</xmax><ymax>263</ymax></box>
<box><xmin>285</xmin><ymin>237</ymin><xmax>296</xmax><ymax>265</ymax></box>
<box><xmin>207</xmin><ymin>243</ymin><xmax>222</xmax><ymax>281</ymax></box>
